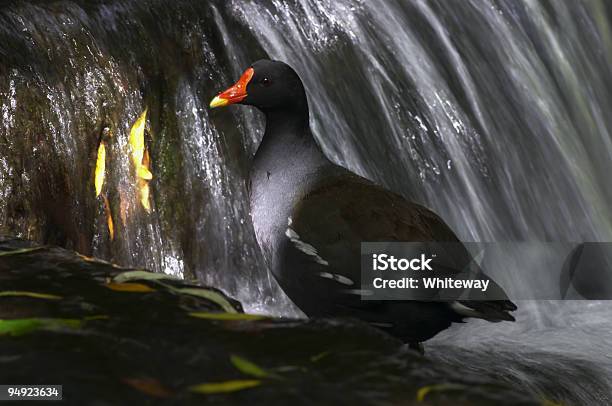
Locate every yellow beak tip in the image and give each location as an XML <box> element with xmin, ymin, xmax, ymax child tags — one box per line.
<box><xmin>209</xmin><ymin>96</ymin><xmax>228</xmax><ymax>109</ymax></box>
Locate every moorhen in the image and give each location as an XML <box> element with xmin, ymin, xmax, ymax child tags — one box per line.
<box><xmin>210</xmin><ymin>59</ymin><xmax>516</xmax><ymax>349</ymax></box>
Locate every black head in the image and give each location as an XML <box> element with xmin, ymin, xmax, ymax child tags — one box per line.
<box><xmin>210</xmin><ymin>59</ymin><xmax>307</xmax><ymax>113</ymax></box>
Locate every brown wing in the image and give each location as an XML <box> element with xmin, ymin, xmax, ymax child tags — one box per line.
<box><xmin>302</xmin><ymin>174</ymin><xmax>459</xmax><ymax>239</ymax></box>
<box><xmin>278</xmin><ymin>170</ymin><xmax>514</xmax><ymax>321</ymax></box>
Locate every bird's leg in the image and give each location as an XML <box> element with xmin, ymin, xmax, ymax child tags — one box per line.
<box><xmin>408</xmin><ymin>342</ymin><xmax>425</xmax><ymax>355</ymax></box>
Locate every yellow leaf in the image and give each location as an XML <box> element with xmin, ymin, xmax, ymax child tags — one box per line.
<box><xmin>103</xmin><ymin>196</ymin><xmax>114</xmax><ymax>241</ymax></box>
<box><xmin>416</xmin><ymin>384</ymin><xmax>466</xmax><ymax>402</ymax></box>
<box><xmin>0</xmin><ymin>291</ymin><xmax>61</xmax><ymax>300</ymax></box>
<box><xmin>188</xmin><ymin>312</ymin><xmax>265</xmax><ymax>321</ymax></box>
<box><xmin>129</xmin><ymin>109</ymin><xmax>147</xmax><ymax>169</ymax></box>
<box><xmin>137</xmin><ymin>166</ymin><xmax>153</xmax><ymax>180</ymax></box>
<box><xmin>94</xmin><ymin>141</ymin><xmax>106</xmax><ymax>197</ymax></box>
<box><xmin>107</xmin><ymin>211</ymin><xmax>115</xmax><ymax>241</ymax></box>
<box><xmin>105</xmin><ymin>282</ymin><xmax>155</xmax><ymax>293</ymax></box>
<box><xmin>230</xmin><ymin>355</ymin><xmax>270</xmax><ymax>378</ymax></box>
<box><xmin>189</xmin><ymin>380</ymin><xmax>261</xmax><ymax>394</ymax></box>
<box><xmin>129</xmin><ymin>109</ymin><xmax>153</xmax><ymax>213</ymax></box>
<box><xmin>139</xmin><ymin>180</ymin><xmax>151</xmax><ymax>213</ymax></box>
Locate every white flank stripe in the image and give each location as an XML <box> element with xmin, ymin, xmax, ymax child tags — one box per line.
<box><xmin>285</xmin><ymin>227</ymin><xmax>329</xmax><ymax>266</ymax></box>
<box><xmin>450</xmin><ymin>301</ymin><xmax>483</xmax><ymax>318</ymax></box>
<box><xmin>318</xmin><ymin>272</ymin><xmax>354</xmax><ymax>286</ymax></box>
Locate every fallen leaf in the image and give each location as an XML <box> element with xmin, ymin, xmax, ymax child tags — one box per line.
<box><xmin>0</xmin><ymin>247</ymin><xmax>44</xmax><ymax>257</ymax></box>
<box><xmin>94</xmin><ymin>141</ymin><xmax>106</xmax><ymax>197</ymax></box>
<box><xmin>129</xmin><ymin>109</ymin><xmax>153</xmax><ymax>213</ymax></box>
<box><xmin>113</xmin><ymin>270</ymin><xmax>178</xmax><ymax>284</ymax></box>
<box><xmin>0</xmin><ymin>319</ymin><xmax>43</xmax><ymax>336</ymax></box>
<box><xmin>103</xmin><ymin>196</ymin><xmax>114</xmax><ymax>241</ymax></box>
<box><xmin>105</xmin><ymin>282</ymin><xmax>155</xmax><ymax>293</ymax></box>
<box><xmin>122</xmin><ymin>377</ymin><xmax>172</xmax><ymax>398</ymax></box>
<box><xmin>171</xmin><ymin>287</ymin><xmax>238</xmax><ymax>313</ymax></box>
<box><xmin>138</xmin><ymin>180</ymin><xmax>151</xmax><ymax>213</ymax></box>
<box><xmin>230</xmin><ymin>355</ymin><xmax>270</xmax><ymax>378</ymax></box>
<box><xmin>129</xmin><ymin>109</ymin><xmax>147</xmax><ymax>169</ymax></box>
<box><xmin>0</xmin><ymin>291</ymin><xmax>61</xmax><ymax>300</ymax></box>
<box><xmin>137</xmin><ymin>166</ymin><xmax>153</xmax><ymax>180</ymax></box>
<box><xmin>310</xmin><ymin>351</ymin><xmax>331</xmax><ymax>363</ymax></box>
<box><xmin>188</xmin><ymin>312</ymin><xmax>265</xmax><ymax>321</ymax></box>
<box><xmin>189</xmin><ymin>380</ymin><xmax>261</xmax><ymax>394</ymax></box>
<box><xmin>0</xmin><ymin>318</ymin><xmax>82</xmax><ymax>336</ymax></box>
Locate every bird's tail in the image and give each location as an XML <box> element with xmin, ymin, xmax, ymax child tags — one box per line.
<box><xmin>450</xmin><ymin>300</ymin><xmax>517</xmax><ymax>322</ymax></box>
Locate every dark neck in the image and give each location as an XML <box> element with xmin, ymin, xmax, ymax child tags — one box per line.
<box><xmin>251</xmin><ymin>103</ymin><xmax>330</xmax><ymax>179</ymax></box>
<box><xmin>263</xmin><ymin>105</ymin><xmax>309</xmax><ymax>141</ymax></box>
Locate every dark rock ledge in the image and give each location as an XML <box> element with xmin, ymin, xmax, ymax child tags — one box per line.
<box><xmin>0</xmin><ymin>236</ymin><xmax>542</xmax><ymax>405</ymax></box>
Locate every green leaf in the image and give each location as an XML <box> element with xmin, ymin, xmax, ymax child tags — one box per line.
<box><xmin>230</xmin><ymin>355</ymin><xmax>270</xmax><ymax>378</ymax></box>
<box><xmin>189</xmin><ymin>312</ymin><xmax>266</xmax><ymax>321</ymax></box>
<box><xmin>0</xmin><ymin>291</ymin><xmax>62</xmax><ymax>300</ymax></box>
<box><xmin>153</xmin><ymin>281</ymin><xmax>241</xmax><ymax>313</ymax></box>
<box><xmin>0</xmin><ymin>319</ymin><xmax>43</xmax><ymax>336</ymax></box>
<box><xmin>310</xmin><ymin>351</ymin><xmax>331</xmax><ymax>362</ymax></box>
<box><xmin>0</xmin><ymin>247</ymin><xmax>44</xmax><ymax>257</ymax></box>
<box><xmin>172</xmin><ymin>288</ymin><xmax>238</xmax><ymax>313</ymax></box>
<box><xmin>113</xmin><ymin>270</ymin><xmax>178</xmax><ymax>284</ymax></box>
<box><xmin>189</xmin><ymin>380</ymin><xmax>261</xmax><ymax>394</ymax></box>
<box><xmin>0</xmin><ymin>318</ymin><xmax>82</xmax><ymax>336</ymax></box>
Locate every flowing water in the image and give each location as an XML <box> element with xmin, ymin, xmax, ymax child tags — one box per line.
<box><xmin>1</xmin><ymin>0</ymin><xmax>612</xmax><ymax>404</ymax></box>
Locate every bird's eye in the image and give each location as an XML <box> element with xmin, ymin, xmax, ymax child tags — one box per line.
<box><xmin>261</xmin><ymin>77</ymin><xmax>272</xmax><ymax>87</ymax></box>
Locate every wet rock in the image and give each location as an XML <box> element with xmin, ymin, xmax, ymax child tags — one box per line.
<box><xmin>0</xmin><ymin>237</ymin><xmax>540</xmax><ymax>405</ymax></box>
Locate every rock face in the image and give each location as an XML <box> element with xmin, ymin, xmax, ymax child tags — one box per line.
<box><xmin>0</xmin><ymin>237</ymin><xmax>540</xmax><ymax>405</ymax></box>
<box><xmin>0</xmin><ymin>0</ymin><xmax>277</xmax><ymax>311</ymax></box>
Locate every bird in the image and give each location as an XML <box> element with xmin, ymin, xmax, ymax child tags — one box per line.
<box><xmin>210</xmin><ymin>59</ymin><xmax>516</xmax><ymax>351</ymax></box>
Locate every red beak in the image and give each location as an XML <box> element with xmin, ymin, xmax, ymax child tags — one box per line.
<box><xmin>210</xmin><ymin>67</ymin><xmax>254</xmax><ymax>108</ymax></box>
